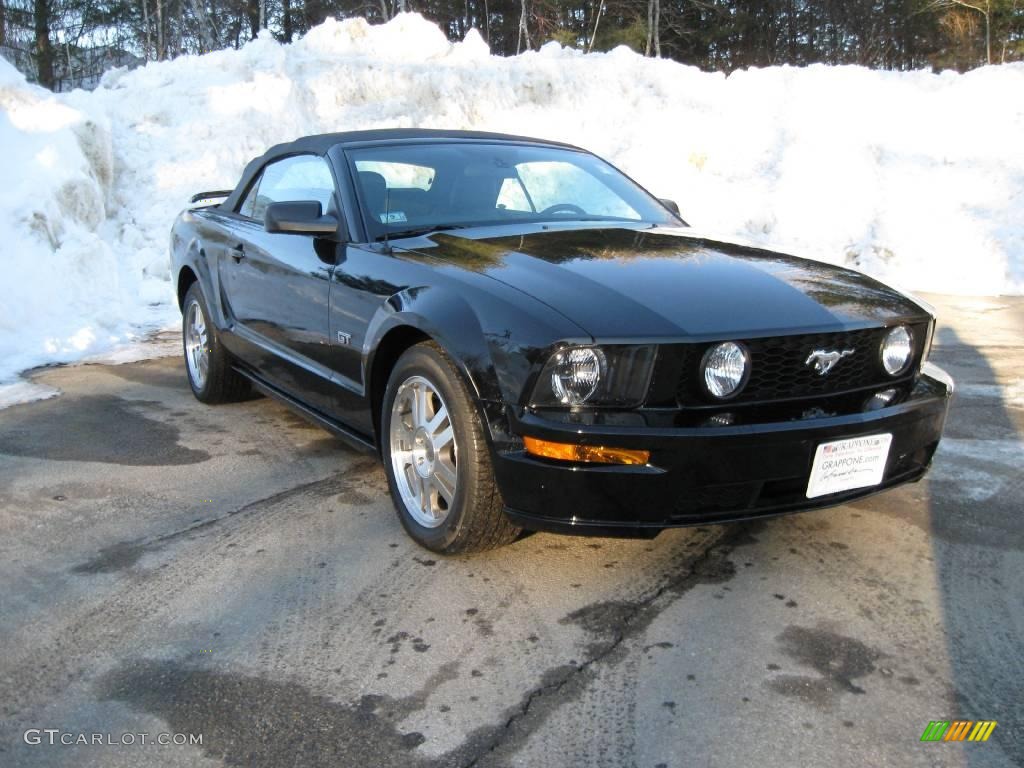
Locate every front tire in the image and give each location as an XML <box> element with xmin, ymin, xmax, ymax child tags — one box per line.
<box><xmin>182</xmin><ymin>282</ymin><xmax>250</xmax><ymax>404</ymax></box>
<box><xmin>382</xmin><ymin>342</ymin><xmax>520</xmax><ymax>554</ymax></box>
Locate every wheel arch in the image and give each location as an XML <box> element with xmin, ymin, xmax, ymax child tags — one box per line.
<box><xmin>364</xmin><ymin>287</ymin><xmax>507</xmax><ymax>452</ymax></box>
<box><xmin>173</xmin><ymin>236</ymin><xmax>229</xmax><ymax>329</ymax></box>
<box><xmin>369</xmin><ymin>324</ymin><xmax>432</xmax><ymax>450</ymax></box>
<box><xmin>177</xmin><ymin>265</ymin><xmax>198</xmax><ymax>309</ymax></box>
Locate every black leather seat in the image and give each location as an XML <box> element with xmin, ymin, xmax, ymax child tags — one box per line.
<box><xmin>448</xmin><ymin>172</ymin><xmax>501</xmax><ymax>217</ymax></box>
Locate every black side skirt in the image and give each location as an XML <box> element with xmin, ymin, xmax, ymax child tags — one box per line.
<box><xmin>233</xmin><ymin>367</ymin><xmax>378</xmax><ymax>456</ymax></box>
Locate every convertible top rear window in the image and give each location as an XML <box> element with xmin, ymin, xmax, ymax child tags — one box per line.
<box><xmin>354</xmin><ymin>160</ymin><xmax>435</xmax><ymax>191</ymax></box>
<box><xmin>346</xmin><ymin>143</ymin><xmax>675</xmax><ymax>240</ymax></box>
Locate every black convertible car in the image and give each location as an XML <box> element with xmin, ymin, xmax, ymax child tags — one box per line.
<box><xmin>170</xmin><ymin>129</ymin><xmax>952</xmax><ymax>553</ymax></box>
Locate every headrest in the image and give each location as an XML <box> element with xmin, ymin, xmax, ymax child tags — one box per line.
<box><xmin>357</xmin><ymin>171</ymin><xmax>387</xmax><ymax>213</ymax></box>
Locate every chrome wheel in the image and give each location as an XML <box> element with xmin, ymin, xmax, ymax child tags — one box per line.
<box><xmin>184</xmin><ymin>299</ymin><xmax>209</xmax><ymax>390</ymax></box>
<box><xmin>389</xmin><ymin>375</ymin><xmax>458</xmax><ymax>528</ymax></box>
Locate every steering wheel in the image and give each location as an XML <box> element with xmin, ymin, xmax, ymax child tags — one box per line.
<box><xmin>540</xmin><ymin>203</ymin><xmax>587</xmax><ymax>216</ymax></box>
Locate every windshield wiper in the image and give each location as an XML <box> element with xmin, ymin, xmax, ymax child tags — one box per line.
<box><xmin>376</xmin><ymin>224</ymin><xmax>470</xmax><ymax>242</ymax></box>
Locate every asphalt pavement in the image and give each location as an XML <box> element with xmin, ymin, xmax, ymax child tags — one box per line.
<box><xmin>0</xmin><ymin>294</ymin><xmax>1021</xmax><ymax>768</ymax></box>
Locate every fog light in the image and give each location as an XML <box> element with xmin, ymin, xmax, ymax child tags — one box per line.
<box><xmin>704</xmin><ymin>413</ymin><xmax>736</xmax><ymax>427</ymax></box>
<box><xmin>863</xmin><ymin>388</ymin><xmax>898</xmax><ymax>411</ymax></box>
<box><xmin>881</xmin><ymin>326</ymin><xmax>913</xmax><ymax>376</ymax></box>
<box><xmin>523</xmin><ymin>436</ymin><xmax>650</xmax><ymax>466</ymax></box>
<box><xmin>701</xmin><ymin>342</ymin><xmax>750</xmax><ymax>399</ymax></box>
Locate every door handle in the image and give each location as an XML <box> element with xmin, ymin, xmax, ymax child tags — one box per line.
<box><xmin>230</xmin><ymin>243</ymin><xmax>245</xmax><ymax>263</ymax></box>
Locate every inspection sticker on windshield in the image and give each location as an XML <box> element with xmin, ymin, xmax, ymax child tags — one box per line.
<box><xmin>806</xmin><ymin>433</ymin><xmax>892</xmax><ymax>498</ymax></box>
<box><xmin>380</xmin><ymin>211</ymin><xmax>407</xmax><ymax>224</ymax></box>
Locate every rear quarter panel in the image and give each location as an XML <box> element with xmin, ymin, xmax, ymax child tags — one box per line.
<box><xmin>174</xmin><ymin>207</ymin><xmax>251</xmax><ymax>333</ymax></box>
<box><xmin>171</xmin><ymin>208</ymin><xmax>231</xmax><ymax>328</ymax></box>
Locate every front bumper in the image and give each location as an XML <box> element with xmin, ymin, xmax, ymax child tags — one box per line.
<box><xmin>493</xmin><ymin>366</ymin><xmax>952</xmax><ymax>537</ymax></box>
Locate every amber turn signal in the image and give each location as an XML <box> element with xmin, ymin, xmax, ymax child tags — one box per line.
<box><xmin>523</xmin><ymin>436</ymin><xmax>650</xmax><ymax>466</ymax></box>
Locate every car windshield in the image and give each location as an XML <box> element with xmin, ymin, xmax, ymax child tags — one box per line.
<box><xmin>346</xmin><ymin>142</ymin><xmax>678</xmax><ymax>241</ymax></box>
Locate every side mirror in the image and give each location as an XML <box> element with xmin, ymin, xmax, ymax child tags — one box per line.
<box><xmin>659</xmin><ymin>198</ymin><xmax>681</xmax><ymax>216</ymax></box>
<box><xmin>265</xmin><ymin>201</ymin><xmax>338</xmax><ymax>236</ymax></box>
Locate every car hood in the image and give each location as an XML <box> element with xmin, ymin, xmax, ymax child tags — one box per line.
<box><xmin>401</xmin><ymin>226</ymin><xmax>929</xmax><ymax>340</ymax></box>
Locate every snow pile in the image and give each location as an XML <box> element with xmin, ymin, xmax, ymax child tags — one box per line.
<box><xmin>1</xmin><ymin>13</ymin><xmax>1023</xmax><ymax>391</ymax></box>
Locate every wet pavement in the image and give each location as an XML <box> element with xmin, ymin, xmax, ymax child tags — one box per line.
<box><xmin>0</xmin><ymin>294</ymin><xmax>1021</xmax><ymax>767</ymax></box>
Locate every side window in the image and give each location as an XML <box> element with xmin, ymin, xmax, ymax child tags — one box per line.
<box><xmin>238</xmin><ymin>175</ymin><xmax>262</xmax><ymax>218</ymax></box>
<box><xmin>244</xmin><ymin>155</ymin><xmax>337</xmax><ymax>222</ymax></box>
<box><xmin>516</xmin><ymin>161</ymin><xmax>640</xmax><ymax>219</ymax></box>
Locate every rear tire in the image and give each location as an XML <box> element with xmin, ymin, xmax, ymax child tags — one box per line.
<box><xmin>182</xmin><ymin>282</ymin><xmax>250</xmax><ymax>404</ymax></box>
<box><xmin>382</xmin><ymin>342</ymin><xmax>520</xmax><ymax>554</ymax></box>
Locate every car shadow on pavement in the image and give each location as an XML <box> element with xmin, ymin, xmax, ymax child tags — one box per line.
<box><xmin>929</xmin><ymin>326</ymin><xmax>1023</xmax><ymax>766</ymax></box>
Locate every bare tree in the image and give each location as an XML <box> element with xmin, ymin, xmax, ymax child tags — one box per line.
<box><xmin>932</xmin><ymin>0</ymin><xmax>994</xmax><ymax>63</ymax></box>
<box><xmin>142</xmin><ymin>0</ymin><xmax>153</xmax><ymax>58</ymax></box>
<box><xmin>190</xmin><ymin>0</ymin><xmax>218</xmax><ymax>50</ymax></box>
<box><xmin>645</xmin><ymin>0</ymin><xmax>660</xmax><ymax>56</ymax></box>
<box><xmin>156</xmin><ymin>0</ymin><xmax>164</xmax><ymax>58</ymax></box>
<box><xmin>516</xmin><ymin>0</ymin><xmax>531</xmax><ymax>52</ymax></box>
<box><xmin>33</xmin><ymin>0</ymin><xmax>54</xmax><ymax>87</ymax></box>
<box><xmin>654</xmin><ymin>0</ymin><xmax>660</xmax><ymax>56</ymax></box>
<box><xmin>586</xmin><ymin>0</ymin><xmax>603</xmax><ymax>52</ymax></box>
<box><xmin>1001</xmin><ymin>0</ymin><xmax>1020</xmax><ymax>60</ymax></box>
<box><xmin>281</xmin><ymin>0</ymin><xmax>292</xmax><ymax>41</ymax></box>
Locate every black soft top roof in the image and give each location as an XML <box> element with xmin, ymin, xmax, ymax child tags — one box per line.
<box><xmin>265</xmin><ymin>128</ymin><xmax>579</xmax><ymax>157</ymax></box>
<box><xmin>223</xmin><ymin>128</ymin><xmax>581</xmax><ymax>211</ymax></box>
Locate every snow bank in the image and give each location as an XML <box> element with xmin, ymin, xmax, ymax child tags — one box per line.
<box><xmin>1</xmin><ymin>13</ymin><xmax>1022</xmax><ymax>391</ymax></box>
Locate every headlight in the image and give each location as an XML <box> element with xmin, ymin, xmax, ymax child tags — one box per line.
<box><xmin>550</xmin><ymin>347</ymin><xmax>605</xmax><ymax>405</ymax></box>
<box><xmin>531</xmin><ymin>345</ymin><xmax>656</xmax><ymax>407</ymax></box>
<box><xmin>701</xmin><ymin>341</ymin><xmax>750</xmax><ymax>399</ymax></box>
<box><xmin>881</xmin><ymin>325</ymin><xmax>913</xmax><ymax>376</ymax></box>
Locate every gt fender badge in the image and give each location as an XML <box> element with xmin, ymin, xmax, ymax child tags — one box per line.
<box><xmin>805</xmin><ymin>349</ymin><xmax>854</xmax><ymax>376</ymax></box>
<box><xmin>337</xmin><ymin>331</ymin><xmax>352</xmax><ymax>345</ymax></box>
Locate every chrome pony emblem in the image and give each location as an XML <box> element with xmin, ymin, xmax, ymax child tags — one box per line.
<box><xmin>805</xmin><ymin>349</ymin><xmax>854</xmax><ymax>376</ymax></box>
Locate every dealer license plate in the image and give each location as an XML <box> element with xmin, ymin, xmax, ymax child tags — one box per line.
<box><xmin>805</xmin><ymin>434</ymin><xmax>893</xmax><ymax>499</ymax></box>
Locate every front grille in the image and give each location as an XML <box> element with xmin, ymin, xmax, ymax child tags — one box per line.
<box><xmin>672</xmin><ymin>324</ymin><xmax>927</xmax><ymax>407</ymax></box>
